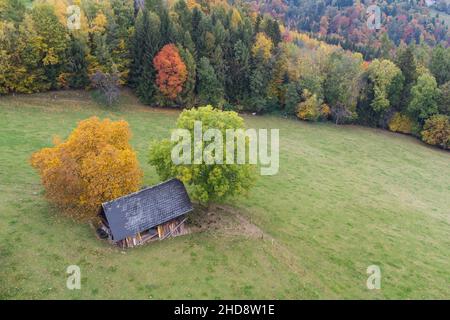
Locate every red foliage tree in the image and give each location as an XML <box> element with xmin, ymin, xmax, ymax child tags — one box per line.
<box><xmin>153</xmin><ymin>44</ymin><xmax>188</xmax><ymax>100</ymax></box>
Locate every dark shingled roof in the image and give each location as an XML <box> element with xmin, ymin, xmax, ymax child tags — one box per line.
<box><xmin>101</xmin><ymin>179</ymin><xmax>193</xmax><ymax>241</ymax></box>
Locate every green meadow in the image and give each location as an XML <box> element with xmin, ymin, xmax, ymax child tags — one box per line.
<box><xmin>0</xmin><ymin>91</ymin><xmax>449</xmax><ymax>299</ymax></box>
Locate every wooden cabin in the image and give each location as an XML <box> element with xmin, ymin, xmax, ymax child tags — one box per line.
<box><xmin>97</xmin><ymin>178</ymin><xmax>193</xmax><ymax>248</ymax></box>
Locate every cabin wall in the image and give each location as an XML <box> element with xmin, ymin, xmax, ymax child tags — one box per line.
<box><xmin>157</xmin><ymin>216</ymin><xmax>189</xmax><ymax>239</ymax></box>
<box><xmin>114</xmin><ymin>216</ymin><xmax>189</xmax><ymax>249</ymax></box>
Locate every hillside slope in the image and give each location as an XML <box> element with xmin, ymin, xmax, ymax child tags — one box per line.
<box><xmin>1</xmin><ymin>91</ymin><xmax>449</xmax><ymax>299</ymax></box>
<box><xmin>243</xmin><ymin>0</ymin><xmax>450</xmax><ymax>58</ymax></box>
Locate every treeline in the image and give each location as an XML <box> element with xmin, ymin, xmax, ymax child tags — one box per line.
<box><xmin>0</xmin><ymin>0</ymin><xmax>449</xmax><ymax>149</ymax></box>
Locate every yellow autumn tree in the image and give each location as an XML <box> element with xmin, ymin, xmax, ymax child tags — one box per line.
<box><xmin>30</xmin><ymin>117</ymin><xmax>143</xmax><ymax>221</ymax></box>
<box><xmin>230</xmin><ymin>8</ymin><xmax>242</xmax><ymax>30</ymax></box>
<box><xmin>252</xmin><ymin>32</ymin><xmax>273</xmax><ymax>62</ymax></box>
<box><xmin>90</xmin><ymin>12</ymin><xmax>108</xmax><ymax>34</ymax></box>
<box><xmin>186</xmin><ymin>0</ymin><xmax>201</xmax><ymax>10</ymax></box>
<box><xmin>388</xmin><ymin>112</ymin><xmax>414</xmax><ymax>134</ymax></box>
<box><xmin>297</xmin><ymin>89</ymin><xmax>321</xmax><ymax>121</ymax></box>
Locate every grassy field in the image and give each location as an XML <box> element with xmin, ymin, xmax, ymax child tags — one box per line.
<box><xmin>0</xmin><ymin>91</ymin><xmax>449</xmax><ymax>299</ymax></box>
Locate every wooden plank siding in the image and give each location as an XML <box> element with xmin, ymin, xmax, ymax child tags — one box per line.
<box><xmin>114</xmin><ymin>216</ymin><xmax>189</xmax><ymax>249</ymax></box>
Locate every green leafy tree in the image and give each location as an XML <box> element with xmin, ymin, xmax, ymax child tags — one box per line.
<box><xmin>30</xmin><ymin>4</ymin><xmax>69</xmax><ymax>89</ymax></box>
<box><xmin>438</xmin><ymin>81</ymin><xmax>450</xmax><ymax>116</ymax></box>
<box><xmin>149</xmin><ymin>106</ymin><xmax>256</xmax><ymax>205</ymax></box>
<box><xmin>107</xmin><ymin>0</ymin><xmax>135</xmax><ymax>83</ymax></box>
<box><xmin>429</xmin><ymin>45</ymin><xmax>450</xmax><ymax>85</ymax></box>
<box><xmin>249</xmin><ymin>43</ymin><xmax>273</xmax><ymax>112</ymax></box>
<box><xmin>408</xmin><ymin>73</ymin><xmax>440</xmax><ymax>122</ymax></box>
<box><xmin>0</xmin><ymin>21</ymin><xmax>21</xmax><ymax>94</ymax></box>
<box><xmin>249</xmin><ymin>60</ymin><xmax>270</xmax><ymax>112</ymax></box>
<box><xmin>1</xmin><ymin>13</ymin><xmax>52</xmax><ymax>93</ymax></box>
<box><xmin>285</xmin><ymin>81</ymin><xmax>301</xmax><ymax>116</ymax></box>
<box><xmin>0</xmin><ymin>0</ymin><xmax>26</xmax><ymax>23</ymax></box>
<box><xmin>380</xmin><ymin>33</ymin><xmax>394</xmax><ymax>59</ymax></box>
<box><xmin>367</xmin><ymin>59</ymin><xmax>404</xmax><ymax>114</ymax></box>
<box><xmin>324</xmin><ymin>51</ymin><xmax>363</xmax><ymax>116</ymax></box>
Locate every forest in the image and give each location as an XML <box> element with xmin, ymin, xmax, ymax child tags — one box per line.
<box><xmin>245</xmin><ymin>0</ymin><xmax>450</xmax><ymax>59</ymax></box>
<box><xmin>0</xmin><ymin>0</ymin><xmax>449</xmax><ymax>149</ymax></box>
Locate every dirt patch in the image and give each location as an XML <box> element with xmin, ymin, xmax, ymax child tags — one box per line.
<box><xmin>187</xmin><ymin>204</ymin><xmax>270</xmax><ymax>240</ymax></box>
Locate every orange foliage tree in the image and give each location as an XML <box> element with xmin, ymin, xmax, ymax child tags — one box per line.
<box><xmin>153</xmin><ymin>44</ymin><xmax>188</xmax><ymax>100</ymax></box>
<box><xmin>30</xmin><ymin>117</ymin><xmax>143</xmax><ymax>220</ymax></box>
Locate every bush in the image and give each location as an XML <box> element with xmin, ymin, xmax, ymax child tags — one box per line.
<box><xmin>296</xmin><ymin>90</ymin><xmax>321</xmax><ymax>121</ymax></box>
<box><xmin>331</xmin><ymin>103</ymin><xmax>353</xmax><ymax>125</ymax></box>
<box><xmin>388</xmin><ymin>112</ymin><xmax>414</xmax><ymax>134</ymax></box>
<box><xmin>149</xmin><ymin>106</ymin><xmax>256</xmax><ymax>205</ymax></box>
<box><xmin>320</xmin><ymin>103</ymin><xmax>331</xmax><ymax>120</ymax></box>
<box><xmin>30</xmin><ymin>117</ymin><xmax>143</xmax><ymax>220</ymax></box>
<box><xmin>421</xmin><ymin>115</ymin><xmax>450</xmax><ymax>149</ymax></box>
<box><xmin>91</xmin><ymin>71</ymin><xmax>120</xmax><ymax>106</ymax></box>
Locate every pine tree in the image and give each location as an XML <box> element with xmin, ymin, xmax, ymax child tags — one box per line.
<box><xmin>249</xmin><ymin>51</ymin><xmax>271</xmax><ymax>112</ymax></box>
<box><xmin>174</xmin><ymin>0</ymin><xmax>192</xmax><ymax>32</ymax></box>
<box><xmin>210</xmin><ymin>45</ymin><xmax>226</xmax><ymax>88</ymax></box>
<box><xmin>396</xmin><ymin>46</ymin><xmax>418</xmax><ymax>88</ymax></box>
<box><xmin>131</xmin><ymin>9</ymin><xmax>162</xmax><ymax>104</ymax></box>
<box><xmin>228</xmin><ymin>40</ymin><xmax>250</xmax><ymax>101</ymax></box>
<box><xmin>266</xmin><ymin>19</ymin><xmax>282</xmax><ymax>47</ymax></box>
<box><xmin>182</xmin><ymin>31</ymin><xmax>196</xmax><ymax>58</ymax></box>
<box><xmin>396</xmin><ymin>45</ymin><xmax>418</xmax><ymax>108</ymax></box>
<box><xmin>178</xmin><ymin>46</ymin><xmax>197</xmax><ymax>106</ymax></box>
<box><xmin>108</xmin><ymin>0</ymin><xmax>134</xmax><ymax>83</ymax></box>
<box><xmin>197</xmin><ymin>57</ymin><xmax>223</xmax><ymax>106</ymax></box>
<box><xmin>159</xmin><ymin>8</ymin><xmax>177</xmax><ymax>44</ymax></box>
<box><xmin>191</xmin><ymin>7</ymin><xmax>203</xmax><ymax>55</ymax></box>
<box><xmin>65</xmin><ymin>35</ymin><xmax>90</xmax><ymax>89</ymax></box>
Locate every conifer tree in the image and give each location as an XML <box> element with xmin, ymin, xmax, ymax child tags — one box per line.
<box><xmin>132</xmin><ymin>10</ymin><xmax>162</xmax><ymax>104</ymax></box>
<box><xmin>197</xmin><ymin>57</ymin><xmax>223</xmax><ymax>106</ymax></box>
<box><xmin>65</xmin><ymin>35</ymin><xmax>90</xmax><ymax>89</ymax></box>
